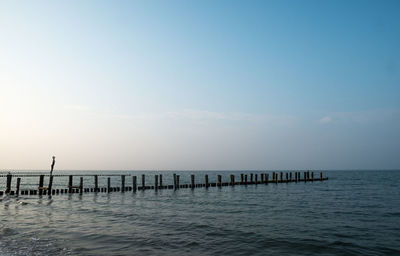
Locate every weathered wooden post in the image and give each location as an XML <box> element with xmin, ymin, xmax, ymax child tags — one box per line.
<box><xmin>240</xmin><ymin>174</ymin><xmax>244</xmax><ymax>184</ymax></box>
<box><xmin>266</xmin><ymin>173</ymin><xmax>269</xmax><ymax>184</ymax></box>
<box><xmin>311</xmin><ymin>172</ymin><xmax>314</xmax><ymax>182</ymax></box>
<box><xmin>68</xmin><ymin>175</ymin><xmax>73</xmax><ymax>193</ymax></box>
<box><xmin>261</xmin><ymin>174</ymin><xmax>264</xmax><ymax>183</ymax></box>
<box><xmin>290</xmin><ymin>172</ymin><xmax>292</xmax><ymax>182</ymax></box>
<box><xmin>80</xmin><ymin>177</ymin><xmax>83</xmax><ymax>195</ymax></box>
<box><xmin>38</xmin><ymin>175</ymin><xmax>44</xmax><ymax>195</ymax></box>
<box><xmin>94</xmin><ymin>175</ymin><xmax>98</xmax><ymax>192</ymax></box>
<box><xmin>230</xmin><ymin>175</ymin><xmax>235</xmax><ymax>186</ymax></box>
<box><xmin>320</xmin><ymin>172</ymin><xmax>323</xmax><ymax>181</ymax></box>
<box><xmin>244</xmin><ymin>174</ymin><xmax>248</xmax><ymax>185</ymax></box>
<box><xmin>16</xmin><ymin>177</ymin><xmax>21</xmax><ymax>196</ymax></box>
<box><xmin>48</xmin><ymin>175</ymin><xmax>54</xmax><ymax>193</ymax></box>
<box><xmin>191</xmin><ymin>174</ymin><xmax>195</xmax><ymax>189</ymax></box>
<box><xmin>142</xmin><ymin>174</ymin><xmax>145</xmax><ymax>190</ymax></box>
<box><xmin>107</xmin><ymin>177</ymin><xmax>111</xmax><ymax>193</ymax></box>
<box><xmin>6</xmin><ymin>173</ymin><xmax>12</xmax><ymax>194</ymax></box>
<box><xmin>255</xmin><ymin>174</ymin><xmax>258</xmax><ymax>184</ymax></box>
<box><xmin>155</xmin><ymin>175</ymin><xmax>159</xmax><ymax>190</ymax></box>
<box><xmin>217</xmin><ymin>175</ymin><xmax>222</xmax><ymax>187</ymax></box>
<box><xmin>272</xmin><ymin>172</ymin><xmax>275</xmax><ymax>182</ymax></box>
<box><xmin>132</xmin><ymin>176</ymin><xmax>137</xmax><ymax>192</ymax></box>
<box><xmin>121</xmin><ymin>175</ymin><xmax>125</xmax><ymax>192</ymax></box>
<box><xmin>250</xmin><ymin>173</ymin><xmax>253</xmax><ymax>184</ymax></box>
<box><xmin>304</xmin><ymin>172</ymin><xmax>307</xmax><ymax>182</ymax></box>
<box><xmin>286</xmin><ymin>172</ymin><xmax>289</xmax><ymax>183</ymax></box>
<box><xmin>176</xmin><ymin>175</ymin><xmax>180</xmax><ymax>189</ymax></box>
<box><xmin>159</xmin><ymin>174</ymin><xmax>163</xmax><ymax>187</ymax></box>
<box><xmin>173</xmin><ymin>174</ymin><xmax>177</xmax><ymax>190</ymax></box>
<box><xmin>205</xmin><ymin>175</ymin><xmax>209</xmax><ymax>188</ymax></box>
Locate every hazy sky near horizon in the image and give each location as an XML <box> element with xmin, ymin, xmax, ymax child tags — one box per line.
<box><xmin>1</xmin><ymin>0</ymin><xmax>399</xmax><ymax>170</ymax></box>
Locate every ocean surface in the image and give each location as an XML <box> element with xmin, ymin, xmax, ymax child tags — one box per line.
<box><xmin>0</xmin><ymin>170</ymin><xmax>399</xmax><ymax>255</ymax></box>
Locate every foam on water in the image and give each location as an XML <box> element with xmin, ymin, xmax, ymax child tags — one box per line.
<box><xmin>1</xmin><ymin>170</ymin><xmax>400</xmax><ymax>255</ymax></box>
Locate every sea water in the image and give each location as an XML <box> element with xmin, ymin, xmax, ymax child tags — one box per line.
<box><xmin>1</xmin><ymin>170</ymin><xmax>399</xmax><ymax>255</ymax></box>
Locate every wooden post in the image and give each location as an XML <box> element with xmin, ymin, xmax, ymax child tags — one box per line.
<box><xmin>132</xmin><ymin>176</ymin><xmax>137</xmax><ymax>192</ymax></box>
<box><xmin>240</xmin><ymin>174</ymin><xmax>244</xmax><ymax>184</ymax></box>
<box><xmin>160</xmin><ymin>174</ymin><xmax>163</xmax><ymax>187</ymax></box>
<box><xmin>286</xmin><ymin>172</ymin><xmax>288</xmax><ymax>183</ymax></box>
<box><xmin>48</xmin><ymin>175</ymin><xmax>54</xmax><ymax>193</ymax></box>
<box><xmin>191</xmin><ymin>175</ymin><xmax>195</xmax><ymax>189</ymax></box>
<box><xmin>290</xmin><ymin>172</ymin><xmax>292</xmax><ymax>182</ymax></box>
<box><xmin>173</xmin><ymin>174</ymin><xmax>177</xmax><ymax>190</ymax></box>
<box><xmin>304</xmin><ymin>172</ymin><xmax>307</xmax><ymax>182</ymax></box>
<box><xmin>217</xmin><ymin>175</ymin><xmax>222</xmax><ymax>187</ymax></box>
<box><xmin>255</xmin><ymin>174</ymin><xmax>258</xmax><ymax>184</ymax></box>
<box><xmin>6</xmin><ymin>174</ymin><xmax>12</xmax><ymax>194</ymax></box>
<box><xmin>94</xmin><ymin>175</ymin><xmax>98</xmax><ymax>192</ymax></box>
<box><xmin>265</xmin><ymin>173</ymin><xmax>269</xmax><ymax>184</ymax></box>
<box><xmin>261</xmin><ymin>174</ymin><xmax>264</xmax><ymax>183</ymax></box>
<box><xmin>311</xmin><ymin>172</ymin><xmax>314</xmax><ymax>182</ymax></box>
<box><xmin>176</xmin><ymin>175</ymin><xmax>180</xmax><ymax>189</ymax></box>
<box><xmin>16</xmin><ymin>177</ymin><xmax>21</xmax><ymax>196</ymax></box>
<box><xmin>107</xmin><ymin>177</ymin><xmax>111</xmax><ymax>193</ymax></box>
<box><xmin>244</xmin><ymin>174</ymin><xmax>248</xmax><ymax>185</ymax></box>
<box><xmin>142</xmin><ymin>174</ymin><xmax>145</xmax><ymax>190</ymax></box>
<box><xmin>320</xmin><ymin>172</ymin><xmax>323</xmax><ymax>181</ymax></box>
<box><xmin>38</xmin><ymin>175</ymin><xmax>44</xmax><ymax>195</ymax></box>
<box><xmin>121</xmin><ymin>175</ymin><xmax>125</xmax><ymax>192</ymax></box>
<box><xmin>80</xmin><ymin>177</ymin><xmax>83</xmax><ymax>195</ymax></box>
<box><xmin>250</xmin><ymin>173</ymin><xmax>253</xmax><ymax>184</ymax></box>
<box><xmin>307</xmin><ymin>171</ymin><xmax>310</xmax><ymax>181</ymax></box>
<box><xmin>155</xmin><ymin>175</ymin><xmax>159</xmax><ymax>190</ymax></box>
<box><xmin>230</xmin><ymin>175</ymin><xmax>235</xmax><ymax>186</ymax></box>
<box><xmin>68</xmin><ymin>175</ymin><xmax>73</xmax><ymax>193</ymax></box>
<box><xmin>205</xmin><ymin>175</ymin><xmax>209</xmax><ymax>188</ymax></box>
<box><xmin>272</xmin><ymin>172</ymin><xmax>275</xmax><ymax>182</ymax></box>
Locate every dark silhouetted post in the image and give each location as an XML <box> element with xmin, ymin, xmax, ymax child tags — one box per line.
<box><xmin>255</xmin><ymin>174</ymin><xmax>258</xmax><ymax>184</ymax></box>
<box><xmin>244</xmin><ymin>174</ymin><xmax>248</xmax><ymax>185</ymax></box>
<box><xmin>176</xmin><ymin>175</ymin><xmax>180</xmax><ymax>189</ymax></box>
<box><xmin>173</xmin><ymin>174</ymin><xmax>177</xmax><ymax>190</ymax></box>
<box><xmin>286</xmin><ymin>172</ymin><xmax>288</xmax><ymax>183</ymax></box>
<box><xmin>230</xmin><ymin>175</ymin><xmax>235</xmax><ymax>186</ymax></box>
<box><xmin>80</xmin><ymin>177</ymin><xmax>83</xmax><ymax>195</ymax></box>
<box><xmin>304</xmin><ymin>172</ymin><xmax>307</xmax><ymax>182</ymax></box>
<box><xmin>205</xmin><ymin>175</ymin><xmax>209</xmax><ymax>188</ymax></box>
<box><xmin>16</xmin><ymin>177</ymin><xmax>21</xmax><ymax>196</ymax></box>
<box><xmin>266</xmin><ymin>173</ymin><xmax>269</xmax><ymax>184</ymax></box>
<box><xmin>217</xmin><ymin>175</ymin><xmax>222</xmax><ymax>187</ymax></box>
<box><xmin>240</xmin><ymin>174</ymin><xmax>244</xmax><ymax>184</ymax></box>
<box><xmin>155</xmin><ymin>175</ymin><xmax>159</xmax><ymax>190</ymax></box>
<box><xmin>320</xmin><ymin>172</ymin><xmax>323</xmax><ymax>181</ymax></box>
<box><xmin>6</xmin><ymin>173</ymin><xmax>12</xmax><ymax>194</ymax></box>
<box><xmin>121</xmin><ymin>175</ymin><xmax>125</xmax><ymax>192</ymax></box>
<box><xmin>261</xmin><ymin>174</ymin><xmax>264</xmax><ymax>183</ymax></box>
<box><xmin>94</xmin><ymin>175</ymin><xmax>98</xmax><ymax>192</ymax></box>
<box><xmin>38</xmin><ymin>175</ymin><xmax>44</xmax><ymax>195</ymax></box>
<box><xmin>250</xmin><ymin>173</ymin><xmax>253</xmax><ymax>184</ymax></box>
<box><xmin>191</xmin><ymin>175</ymin><xmax>195</xmax><ymax>189</ymax></box>
<box><xmin>290</xmin><ymin>172</ymin><xmax>292</xmax><ymax>182</ymax></box>
<box><xmin>107</xmin><ymin>177</ymin><xmax>111</xmax><ymax>193</ymax></box>
<box><xmin>160</xmin><ymin>174</ymin><xmax>163</xmax><ymax>187</ymax></box>
<box><xmin>142</xmin><ymin>174</ymin><xmax>145</xmax><ymax>190</ymax></box>
<box><xmin>132</xmin><ymin>176</ymin><xmax>137</xmax><ymax>192</ymax></box>
<box><xmin>68</xmin><ymin>175</ymin><xmax>73</xmax><ymax>193</ymax></box>
<box><xmin>311</xmin><ymin>172</ymin><xmax>314</xmax><ymax>181</ymax></box>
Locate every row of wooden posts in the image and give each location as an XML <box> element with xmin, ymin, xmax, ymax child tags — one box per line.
<box><xmin>0</xmin><ymin>171</ymin><xmax>328</xmax><ymax>196</ymax></box>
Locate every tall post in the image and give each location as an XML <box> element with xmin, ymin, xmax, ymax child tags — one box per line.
<box><xmin>191</xmin><ymin>174</ymin><xmax>195</xmax><ymax>189</ymax></box>
<box><xmin>6</xmin><ymin>173</ymin><xmax>12</xmax><ymax>194</ymax></box>
<box><xmin>230</xmin><ymin>175</ymin><xmax>235</xmax><ymax>186</ymax></box>
<box><xmin>159</xmin><ymin>174</ymin><xmax>163</xmax><ymax>187</ymax></box>
<box><xmin>320</xmin><ymin>172</ymin><xmax>323</xmax><ymax>181</ymax></box>
<box><xmin>173</xmin><ymin>174</ymin><xmax>177</xmax><ymax>190</ymax></box>
<box><xmin>240</xmin><ymin>174</ymin><xmax>244</xmax><ymax>184</ymax></box>
<box><xmin>205</xmin><ymin>175</ymin><xmax>209</xmax><ymax>188</ymax></box>
<box><xmin>266</xmin><ymin>173</ymin><xmax>269</xmax><ymax>184</ymax></box>
<box><xmin>155</xmin><ymin>175</ymin><xmax>159</xmax><ymax>190</ymax></box>
<box><xmin>68</xmin><ymin>175</ymin><xmax>73</xmax><ymax>193</ymax></box>
<box><xmin>290</xmin><ymin>172</ymin><xmax>292</xmax><ymax>182</ymax></box>
<box><xmin>176</xmin><ymin>175</ymin><xmax>180</xmax><ymax>189</ymax></box>
<box><xmin>304</xmin><ymin>172</ymin><xmax>307</xmax><ymax>182</ymax></box>
<box><xmin>286</xmin><ymin>172</ymin><xmax>289</xmax><ymax>183</ymax></box>
<box><xmin>121</xmin><ymin>175</ymin><xmax>125</xmax><ymax>192</ymax></box>
<box><xmin>217</xmin><ymin>175</ymin><xmax>222</xmax><ymax>187</ymax></box>
<box><xmin>311</xmin><ymin>172</ymin><xmax>314</xmax><ymax>182</ymax></box>
<box><xmin>16</xmin><ymin>177</ymin><xmax>21</xmax><ymax>196</ymax></box>
<box><xmin>244</xmin><ymin>174</ymin><xmax>248</xmax><ymax>185</ymax></box>
<box><xmin>261</xmin><ymin>174</ymin><xmax>264</xmax><ymax>183</ymax></box>
<box><xmin>48</xmin><ymin>175</ymin><xmax>54</xmax><ymax>193</ymax></box>
<box><xmin>107</xmin><ymin>177</ymin><xmax>111</xmax><ymax>193</ymax></box>
<box><xmin>94</xmin><ymin>175</ymin><xmax>98</xmax><ymax>192</ymax></box>
<box><xmin>255</xmin><ymin>174</ymin><xmax>258</xmax><ymax>184</ymax></box>
<box><xmin>39</xmin><ymin>175</ymin><xmax>44</xmax><ymax>195</ymax></box>
<box><xmin>250</xmin><ymin>173</ymin><xmax>253</xmax><ymax>184</ymax></box>
<box><xmin>132</xmin><ymin>176</ymin><xmax>137</xmax><ymax>192</ymax></box>
<box><xmin>142</xmin><ymin>174</ymin><xmax>145</xmax><ymax>190</ymax></box>
<box><xmin>80</xmin><ymin>177</ymin><xmax>83</xmax><ymax>195</ymax></box>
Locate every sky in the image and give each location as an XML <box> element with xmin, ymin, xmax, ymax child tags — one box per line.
<box><xmin>0</xmin><ymin>0</ymin><xmax>399</xmax><ymax>170</ymax></box>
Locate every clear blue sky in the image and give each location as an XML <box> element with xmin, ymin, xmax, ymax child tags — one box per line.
<box><xmin>0</xmin><ymin>0</ymin><xmax>399</xmax><ymax>170</ymax></box>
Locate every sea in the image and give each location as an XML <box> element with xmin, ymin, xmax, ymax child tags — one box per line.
<box><xmin>0</xmin><ymin>170</ymin><xmax>399</xmax><ymax>256</ymax></box>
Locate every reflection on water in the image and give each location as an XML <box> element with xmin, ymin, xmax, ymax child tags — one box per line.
<box><xmin>1</xmin><ymin>171</ymin><xmax>400</xmax><ymax>256</ymax></box>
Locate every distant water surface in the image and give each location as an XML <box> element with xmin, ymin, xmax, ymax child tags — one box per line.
<box><xmin>1</xmin><ymin>170</ymin><xmax>399</xmax><ymax>255</ymax></box>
